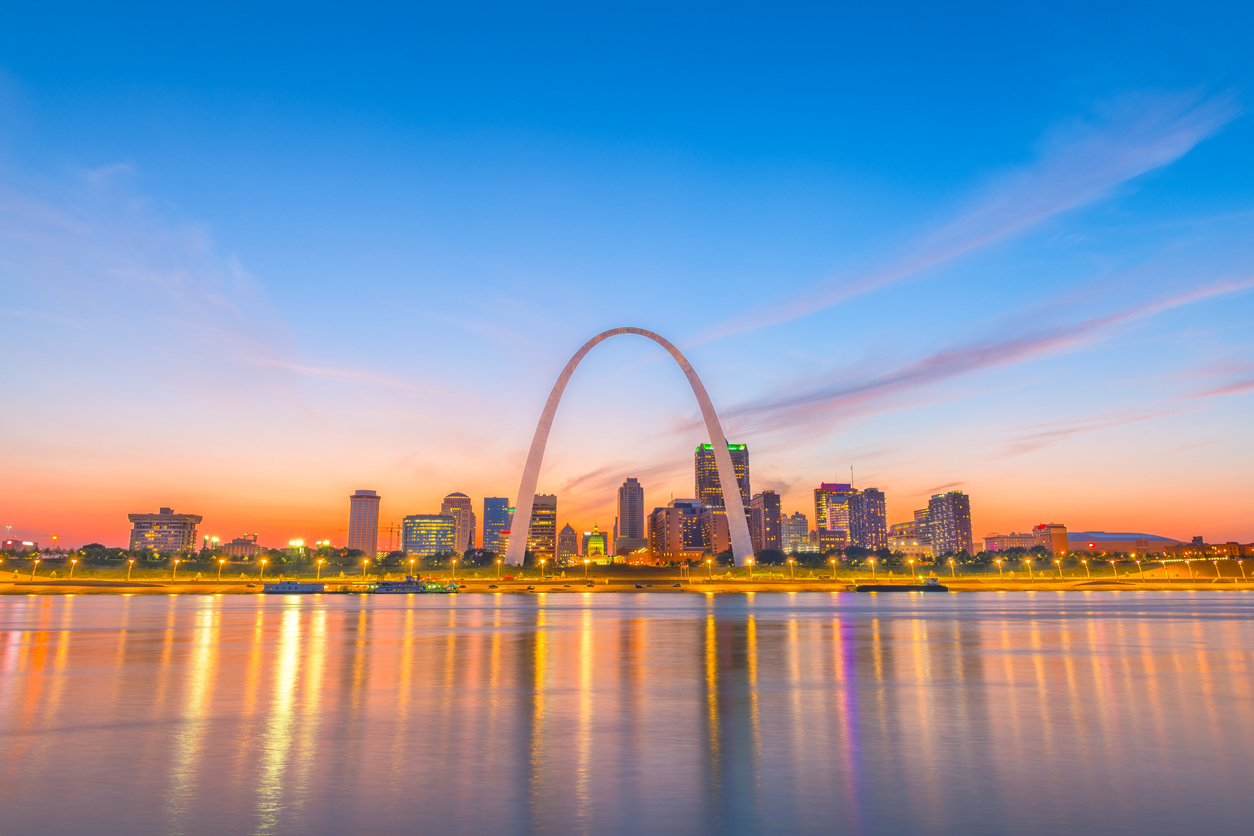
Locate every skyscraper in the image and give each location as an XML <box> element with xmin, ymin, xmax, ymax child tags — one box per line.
<box><xmin>849</xmin><ymin>488</ymin><xmax>888</xmax><ymax>549</ymax></box>
<box><xmin>649</xmin><ymin>499</ymin><xmax>708</xmax><ymax>561</ymax></box>
<box><xmin>927</xmin><ymin>491</ymin><xmax>973</xmax><ymax>556</ymax></box>
<box><xmin>813</xmin><ymin>482</ymin><xmax>857</xmax><ymax>535</ymax></box>
<box><xmin>440</xmin><ymin>493</ymin><xmax>477</xmax><ymax>553</ymax></box>
<box><xmin>347</xmin><ymin>490</ymin><xmax>380</xmax><ymax>556</ymax></box>
<box><xmin>528</xmin><ymin>494</ymin><xmax>558</xmax><ymax>560</ymax></box>
<box><xmin>483</xmin><ymin>497</ymin><xmax>512</xmax><ymax>554</ymax></box>
<box><xmin>557</xmin><ymin>524</ymin><xmax>579</xmax><ymax>561</ymax></box>
<box><xmin>695</xmin><ymin>443</ymin><xmax>750</xmax><ymax>511</ymax></box>
<box><xmin>615</xmin><ymin>477</ymin><xmax>647</xmax><ymax>552</ymax></box>
<box><xmin>402</xmin><ymin>514</ymin><xmax>456</xmax><ymax>556</ymax></box>
<box><xmin>749</xmin><ymin>490</ymin><xmax>782</xmax><ymax>552</ymax></box>
<box><xmin>781</xmin><ymin>512</ymin><xmax>809</xmax><ymax>552</ymax></box>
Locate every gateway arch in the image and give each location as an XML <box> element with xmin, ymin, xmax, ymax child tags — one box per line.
<box><xmin>503</xmin><ymin>327</ymin><xmax>754</xmax><ymax>567</ymax></box>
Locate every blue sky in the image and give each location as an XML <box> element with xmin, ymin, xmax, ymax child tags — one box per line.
<box><xmin>2</xmin><ymin>1</ymin><xmax>1252</xmax><ymax>546</ymax></box>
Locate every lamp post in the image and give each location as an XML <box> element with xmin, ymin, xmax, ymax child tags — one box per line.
<box><xmin>996</xmin><ymin>558</ymin><xmax>1003</xmax><ymax>578</ymax></box>
<box><xmin>869</xmin><ymin>557</ymin><xmax>876</xmax><ymax>581</ymax></box>
<box><xmin>1109</xmin><ymin>558</ymin><xmax>1119</xmax><ymax>580</ymax></box>
<box><xmin>747</xmin><ymin>557</ymin><xmax>753</xmax><ymax>580</ymax></box>
<box><xmin>409</xmin><ymin>558</ymin><xmax>416</xmax><ymax>578</ymax></box>
<box><xmin>218</xmin><ymin>559</ymin><xmax>226</xmax><ymax>581</ymax></box>
<box><xmin>1212</xmin><ymin>559</ymin><xmax>1220</xmax><ymax>582</ymax></box>
<box><xmin>1238</xmin><ymin>559</ymin><xmax>1248</xmax><ymax>582</ymax></box>
<box><xmin>1082</xmin><ymin>559</ymin><xmax>1090</xmax><ymax>579</ymax></box>
<box><xmin>69</xmin><ymin>558</ymin><xmax>78</xmax><ymax>580</ymax></box>
<box><xmin>317</xmin><ymin>558</ymin><xmax>324</xmax><ymax>580</ymax></box>
<box><xmin>1185</xmin><ymin>559</ymin><xmax>1195</xmax><ymax>581</ymax></box>
<box><xmin>496</xmin><ymin>558</ymin><xmax>502</xmax><ymax>580</ymax></box>
<box><xmin>788</xmin><ymin>558</ymin><xmax>795</xmax><ymax>581</ymax></box>
<box><xmin>1024</xmin><ymin>559</ymin><xmax>1033</xmax><ymax>581</ymax></box>
<box><xmin>706</xmin><ymin>558</ymin><xmax>713</xmax><ymax>579</ymax></box>
<box><xmin>127</xmin><ymin>558</ymin><xmax>135</xmax><ymax>581</ymax></box>
<box><xmin>1136</xmin><ymin>559</ymin><xmax>1143</xmax><ymax>580</ymax></box>
<box><xmin>539</xmin><ymin>558</ymin><xmax>546</xmax><ymax>580</ymax></box>
<box><xmin>584</xmin><ymin>559</ymin><xmax>590</xmax><ymax>581</ymax></box>
<box><xmin>908</xmin><ymin>559</ymin><xmax>916</xmax><ymax>581</ymax></box>
<box><xmin>948</xmin><ymin>558</ymin><xmax>956</xmax><ymax>579</ymax></box>
<box><xmin>452</xmin><ymin>557</ymin><xmax>459</xmax><ymax>581</ymax></box>
<box><xmin>172</xmin><ymin>558</ymin><xmax>180</xmax><ymax>582</ymax></box>
<box><xmin>31</xmin><ymin>558</ymin><xmax>40</xmax><ymax>580</ymax></box>
<box><xmin>362</xmin><ymin>558</ymin><xmax>369</xmax><ymax>579</ymax></box>
<box><xmin>259</xmin><ymin>558</ymin><xmax>267</xmax><ymax>582</ymax></box>
<box><xmin>829</xmin><ymin>557</ymin><xmax>837</xmax><ymax>581</ymax></box>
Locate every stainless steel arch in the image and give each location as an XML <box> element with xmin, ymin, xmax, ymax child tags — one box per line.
<box><xmin>503</xmin><ymin>327</ymin><xmax>754</xmax><ymax>566</ymax></box>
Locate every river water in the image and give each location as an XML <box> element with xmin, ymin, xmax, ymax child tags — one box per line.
<box><xmin>2</xmin><ymin>592</ymin><xmax>1252</xmax><ymax>835</ymax></box>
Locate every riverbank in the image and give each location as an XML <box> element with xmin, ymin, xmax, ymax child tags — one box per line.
<box><xmin>2</xmin><ymin>576</ymin><xmax>1251</xmax><ymax>595</ymax></box>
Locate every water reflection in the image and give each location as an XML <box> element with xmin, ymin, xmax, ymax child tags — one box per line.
<box><xmin>1</xmin><ymin>593</ymin><xmax>1254</xmax><ymax>835</ymax></box>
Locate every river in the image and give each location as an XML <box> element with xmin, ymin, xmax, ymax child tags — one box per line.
<box><xmin>2</xmin><ymin>591</ymin><xmax>1252</xmax><ymax>834</ymax></box>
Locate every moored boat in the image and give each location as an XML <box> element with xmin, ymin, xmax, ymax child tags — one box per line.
<box><xmin>369</xmin><ymin>576</ymin><xmax>459</xmax><ymax>594</ymax></box>
<box><xmin>262</xmin><ymin>580</ymin><xmax>326</xmax><ymax>594</ymax></box>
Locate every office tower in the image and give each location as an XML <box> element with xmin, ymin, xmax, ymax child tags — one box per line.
<box><xmin>781</xmin><ymin>512</ymin><xmax>809</xmax><ymax>552</ymax></box>
<box><xmin>648</xmin><ymin>499</ymin><xmax>708</xmax><ymax>561</ymax></box>
<box><xmin>928</xmin><ymin>491</ymin><xmax>973</xmax><ymax>556</ymax></box>
<box><xmin>749</xmin><ymin>491</ymin><xmax>782</xmax><ymax>552</ymax></box>
<box><xmin>849</xmin><ymin>488</ymin><xmax>888</xmax><ymax>549</ymax></box>
<box><xmin>582</xmin><ymin>524</ymin><xmax>610</xmax><ymax>558</ymax></box>
<box><xmin>694</xmin><ymin>443</ymin><xmax>750</xmax><ymax>511</ymax></box>
<box><xmin>402</xmin><ymin>514</ymin><xmax>456</xmax><ymax>556</ymax></box>
<box><xmin>127</xmin><ymin>507</ymin><xmax>203</xmax><ymax>552</ymax></box>
<box><xmin>440</xmin><ymin>493</ymin><xmax>477</xmax><ymax>552</ymax></box>
<box><xmin>528</xmin><ymin>494</ymin><xmax>558</xmax><ymax>560</ymax></box>
<box><xmin>557</xmin><ymin>524</ymin><xmax>579</xmax><ymax>561</ymax></box>
<box><xmin>888</xmin><ymin>521</ymin><xmax>933</xmax><ymax>559</ymax></box>
<box><xmin>813</xmin><ymin>482</ymin><xmax>857</xmax><ymax>535</ymax></box>
<box><xmin>615</xmin><ymin>477</ymin><xmax>647</xmax><ymax>552</ymax></box>
<box><xmin>1032</xmin><ymin>523</ymin><xmax>1069</xmax><ymax>555</ymax></box>
<box><xmin>914</xmin><ymin>508</ymin><xmax>932</xmax><ymax>546</ymax></box>
<box><xmin>347</xmin><ymin>490</ymin><xmax>381</xmax><ymax>556</ymax></box>
<box><xmin>483</xmin><ymin>498</ymin><xmax>512</xmax><ymax>553</ymax></box>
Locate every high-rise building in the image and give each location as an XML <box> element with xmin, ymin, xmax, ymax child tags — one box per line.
<box><xmin>649</xmin><ymin>499</ymin><xmax>709</xmax><ymax>562</ymax></box>
<box><xmin>781</xmin><ymin>512</ymin><xmax>809</xmax><ymax>552</ymax></box>
<box><xmin>528</xmin><ymin>494</ymin><xmax>558</xmax><ymax>560</ymax></box>
<box><xmin>914</xmin><ymin>508</ymin><xmax>932</xmax><ymax>546</ymax></box>
<box><xmin>615</xmin><ymin>477</ymin><xmax>647</xmax><ymax>552</ymax></box>
<box><xmin>813</xmin><ymin>482</ymin><xmax>857</xmax><ymax>535</ymax></box>
<box><xmin>440</xmin><ymin>493</ymin><xmax>476</xmax><ymax>553</ymax></box>
<box><xmin>402</xmin><ymin>514</ymin><xmax>456</xmax><ymax>556</ymax></box>
<box><xmin>557</xmin><ymin>524</ymin><xmax>579</xmax><ymax>561</ymax></box>
<box><xmin>849</xmin><ymin>488</ymin><xmax>888</xmax><ymax>549</ymax></box>
<box><xmin>695</xmin><ymin>443</ymin><xmax>750</xmax><ymax>511</ymax></box>
<box><xmin>347</xmin><ymin>490</ymin><xmax>380</xmax><ymax>556</ymax></box>
<box><xmin>749</xmin><ymin>491</ymin><xmax>782</xmax><ymax>552</ymax></box>
<box><xmin>583</xmin><ymin>524</ymin><xmax>611</xmax><ymax>559</ymax></box>
<box><xmin>888</xmin><ymin>521</ymin><xmax>933</xmax><ymax>559</ymax></box>
<box><xmin>927</xmin><ymin>491</ymin><xmax>973</xmax><ymax>556</ymax></box>
<box><xmin>1033</xmin><ymin>523</ymin><xmax>1068</xmax><ymax>555</ymax></box>
<box><xmin>483</xmin><ymin>498</ymin><xmax>512</xmax><ymax>554</ymax></box>
<box><xmin>128</xmin><ymin>507</ymin><xmax>202</xmax><ymax>552</ymax></box>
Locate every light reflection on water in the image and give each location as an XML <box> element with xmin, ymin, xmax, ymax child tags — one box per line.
<box><xmin>1</xmin><ymin>592</ymin><xmax>1254</xmax><ymax>835</ymax></box>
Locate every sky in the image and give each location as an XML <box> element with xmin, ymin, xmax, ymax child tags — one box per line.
<box><xmin>2</xmin><ymin>1</ymin><xmax>1253</xmax><ymax>548</ymax></box>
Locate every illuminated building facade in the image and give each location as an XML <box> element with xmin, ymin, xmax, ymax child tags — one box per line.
<box><xmin>749</xmin><ymin>490</ymin><xmax>782</xmax><ymax>552</ymax></box>
<box><xmin>649</xmin><ymin>499</ymin><xmax>709</xmax><ymax>562</ymax></box>
<box><xmin>127</xmin><ymin>507</ymin><xmax>202</xmax><ymax>553</ymax></box>
<box><xmin>695</xmin><ymin>444</ymin><xmax>750</xmax><ymax>511</ymax></box>
<box><xmin>927</xmin><ymin>491</ymin><xmax>974</xmax><ymax>556</ymax></box>
<box><xmin>582</xmin><ymin>524</ymin><xmax>610</xmax><ymax>559</ymax></box>
<box><xmin>347</xmin><ymin>490</ymin><xmax>380</xmax><ymax>556</ymax></box>
<box><xmin>813</xmin><ymin>483</ymin><xmax>857</xmax><ymax>536</ymax></box>
<box><xmin>440</xmin><ymin>492</ymin><xmax>477</xmax><ymax>552</ymax></box>
<box><xmin>888</xmin><ymin>521</ymin><xmax>933</xmax><ymax>559</ymax></box>
<box><xmin>811</xmin><ymin>528</ymin><xmax>849</xmax><ymax>554</ymax></box>
<box><xmin>1032</xmin><ymin>523</ymin><xmax>1068</xmax><ymax>555</ymax></box>
<box><xmin>984</xmin><ymin>532</ymin><xmax>1037</xmax><ymax>551</ymax></box>
<box><xmin>528</xmin><ymin>494</ymin><xmax>558</xmax><ymax>560</ymax></box>
<box><xmin>483</xmin><ymin>498</ymin><xmax>512</xmax><ymax>553</ymax></box>
<box><xmin>781</xmin><ymin>512</ymin><xmax>809</xmax><ymax>552</ymax></box>
<box><xmin>402</xmin><ymin>514</ymin><xmax>456</xmax><ymax>556</ymax></box>
<box><xmin>557</xmin><ymin>524</ymin><xmax>579</xmax><ymax>561</ymax></box>
<box><xmin>221</xmin><ymin>534</ymin><xmax>264</xmax><ymax>558</ymax></box>
<box><xmin>849</xmin><ymin>488</ymin><xmax>888</xmax><ymax>549</ymax></box>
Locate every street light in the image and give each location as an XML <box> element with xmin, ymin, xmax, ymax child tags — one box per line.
<box><xmin>584</xmin><ymin>559</ymin><xmax>590</xmax><ymax>581</ymax></box>
<box><xmin>706</xmin><ymin>558</ymin><xmax>713</xmax><ymax>579</ymax></box>
<box><xmin>1023</xmin><ymin>558</ymin><xmax>1033</xmax><ymax>580</ymax></box>
<box><xmin>31</xmin><ymin>558</ymin><xmax>41</xmax><ymax>580</ymax></box>
<box><xmin>788</xmin><ymin>558</ymin><xmax>795</xmax><ymax>581</ymax></box>
<box><xmin>1136</xmin><ymin>559</ymin><xmax>1143</xmax><ymax>580</ymax></box>
<box><xmin>452</xmin><ymin>557</ymin><xmax>459</xmax><ymax>580</ymax></box>
<box><xmin>829</xmin><ymin>557</ymin><xmax>837</xmax><ymax>581</ymax></box>
<box><xmin>127</xmin><ymin>558</ymin><xmax>135</xmax><ymax>581</ymax></box>
<box><xmin>172</xmin><ymin>558</ymin><xmax>181</xmax><ymax>582</ymax></box>
<box><xmin>1238</xmin><ymin>559</ymin><xmax>1248</xmax><ymax>582</ymax></box>
<box><xmin>747</xmin><ymin>557</ymin><xmax>753</xmax><ymax>580</ymax></box>
<box><xmin>1109</xmin><ymin>558</ymin><xmax>1119</xmax><ymax>580</ymax></box>
<box><xmin>362</xmin><ymin>558</ymin><xmax>369</xmax><ymax>579</ymax></box>
<box><xmin>1212</xmin><ymin>559</ymin><xmax>1220</xmax><ymax>582</ymax></box>
<box><xmin>869</xmin><ymin>557</ymin><xmax>876</xmax><ymax>581</ymax></box>
<box><xmin>1054</xmin><ymin>559</ymin><xmax>1062</xmax><ymax>579</ymax></box>
<box><xmin>259</xmin><ymin>558</ymin><xmax>267</xmax><ymax>582</ymax></box>
<box><xmin>409</xmin><ymin>558</ymin><xmax>416</xmax><ymax>577</ymax></box>
<box><xmin>317</xmin><ymin>558</ymin><xmax>325</xmax><ymax>580</ymax></box>
<box><xmin>996</xmin><ymin>558</ymin><xmax>1003</xmax><ymax>578</ymax></box>
<box><xmin>1185</xmin><ymin>559</ymin><xmax>1195</xmax><ymax>581</ymax></box>
<box><xmin>69</xmin><ymin>558</ymin><xmax>78</xmax><ymax>580</ymax></box>
<box><xmin>948</xmin><ymin>557</ymin><xmax>956</xmax><ymax>579</ymax></box>
<box><xmin>1082</xmin><ymin>559</ymin><xmax>1090</xmax><ymax>579</ymax></box>
<box><xmin>496</xmin><ymin>558</ymin><xmax>502</xmax><ymax>580</ymax></box>
<box><xmin>538</xmin><ymin>558</ymin><xmax>546</xmax><ymax>580</ymax></box>
<box><xmin>908</xmin><ymin>559</ymin><xmax>916</xmax><ymax>581</ymax></box>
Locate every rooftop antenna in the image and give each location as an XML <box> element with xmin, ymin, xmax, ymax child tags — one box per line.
<box><xmin>851</xmin><ymin>465</ymin><xmax>854</xmax><ymax>487</ymax></box>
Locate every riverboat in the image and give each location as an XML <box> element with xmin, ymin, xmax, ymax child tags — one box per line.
<box><xmin>855</xmin><ymin>577</ymin><xmax>948</xmax><ymax>593</ymax></box>
<box><xmin>369</xmin><ymin>576</ymin><xmax>459</xmax><ymax>594</ymax></box>
<box><xmin>262</xmin><ymin>581</ymin><xmax>326</xmax><ymax>594</ymax></box>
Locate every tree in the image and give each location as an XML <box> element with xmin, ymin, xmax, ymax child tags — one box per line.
<box><xmin>754</xmin><ymin>549</ymin><xmax>787</xmax><ymax>566</ymax></box>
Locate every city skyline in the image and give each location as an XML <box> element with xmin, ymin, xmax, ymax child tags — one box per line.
<box><xmin>3</xmin><ymin>7</ymin><xmax>1253</xmax><ymax>548</ymax></box>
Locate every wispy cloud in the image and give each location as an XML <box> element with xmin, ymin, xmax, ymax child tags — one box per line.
<box><xmin>727</xmin><ymin>276</ymin><xmax>1254</xmax><ymax>434</ymax></box>
<box><xmin>694</xmin><ymin>90</ymin><xmax>1238</xmax><ymax>344</ymax></box>
<box><xmin>1000</xmin><ymin>411</ymin><xmax>1178</xmax><ymax>457</ymax></box>
<box><xmin>1183</xmin><ymin>363</ymin><xmax>1254</xmax><ymax>400</ymax></box>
